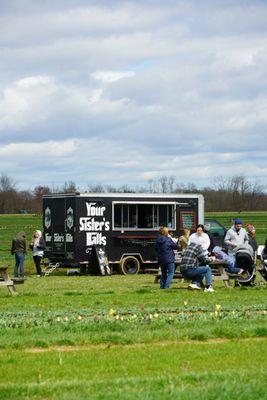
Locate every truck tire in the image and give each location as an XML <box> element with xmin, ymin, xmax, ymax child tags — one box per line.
<box><xmin>119</xmin><ymin>256</ymin><xmax>140</xmax><ymax>275</ymax></box>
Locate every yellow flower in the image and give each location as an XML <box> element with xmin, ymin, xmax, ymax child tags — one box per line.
<box><xmin>64</xmin><ymin>316</ymin><xmax>68</xmax><ymax>322</ymax></box>
<box><xmin>154</xmin><ymin>313</ymin><xmax>159</xmax><ymax>318</ymax></box>
<box><xmin>78</xmin><ymin>315</ymin><xmax>82</xmax><ymax>320</ymax></box>
<box><xmin>184</xmin><ymin>301</ymin><xmax>188</xmax><ymax>306</ymax></box>
<box><xmin>109</xmin><ymin>308</ymin><xmax>116</xmax><ymax>316</ymax></box>
<box><xmin>215</xmin><ymin>304</ymin><xmax>221</xmax><ymax>311</ymax></box>
<box><xmin>120</xmin><ymin>316</ymin><xmax>124</xmax><ymax>321</ymax></box>
<box><xmin>56</xmin><ymin>317</ymin><xmax>61</xmax><ymax>322</ymax></box>
<box><xmin>149</xmin><ymin>314</ymin><xmax>153</xmax><ymax>319</ymax></box>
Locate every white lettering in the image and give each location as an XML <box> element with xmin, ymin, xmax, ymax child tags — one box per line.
<box><xmin>45</xmin><ymin>233</ymin><xmax>52</xmax><ymax>242</ymax></box>
<box><xmin>86</xmin><ymin>232</ymin><xmax>107</xmax><ymax>246</ymax></box>
<box><xmin>54</xmin><ymin>233</ymin><xmax>64</xmax><ymax>242</ymax></box>
<box><xmin>86</xmin><ymin>202</ymin><xmax>106</xmax><ymax>217</ymax></box>
<box><xmin>66</xmin><ymin>233</ymin><xmax>73</xmax><ymax>243</ymax></box>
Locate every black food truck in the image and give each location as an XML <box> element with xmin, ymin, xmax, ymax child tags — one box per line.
<box><xmin>43</xmin><ymin>193</ymin><xmax>204</xmax><ymax>274</ymax></box>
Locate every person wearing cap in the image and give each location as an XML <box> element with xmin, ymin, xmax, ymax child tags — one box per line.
<box><xmin>224</xmin><ymin>219</ymin><xmax>249</xmax><ymax>257</ymax></box>
<box><xmin>29</xmin><ymin>230</ymin><xmax>45</xmax><ymax>276</ymax></box>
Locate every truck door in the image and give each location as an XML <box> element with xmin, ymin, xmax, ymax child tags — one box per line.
<box><xmin>51</xmin><ymin>198</ymin><xmax>66</xmax><ymax>256</ymax></box>
<box><xmin>65</xmin><ymin>197</ymin><xmax>75</xmax><ymax>260</ymax></box>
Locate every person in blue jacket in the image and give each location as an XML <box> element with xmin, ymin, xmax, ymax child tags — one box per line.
<box><xmin>155</xmin><ymin>226</ymin><xmax>178</xmax><ymax>289</ymax></box>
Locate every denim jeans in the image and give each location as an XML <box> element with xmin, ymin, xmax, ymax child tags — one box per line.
<box><xmin>160</xmin><ymin>262</ymin><xmax>175</xmax><ymax>289</ymax></box>
<box><xmin>182</xmin><ymin>265</ymin><xmax>212</xmax><ymax>287</ymax></box>
<box><xmin>226</xmin><ymin>255</ymin><xmax>240</xmax><ymax>274</ymax></box>
<box><xmin>14</xmin><ymin>252</ymin><xmax>25</xmax><ymax>277</ymax></box>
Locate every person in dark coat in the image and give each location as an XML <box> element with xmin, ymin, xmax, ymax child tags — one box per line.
<box><xmin>155</xmin><ymin>226</ymin><xmax>178</xmax><ymax>289</ymax></box>
<box><xmin>246</xmin><ymin>224</ymin><xmax>258</xmax><ymax>263</ymax></box>
<box><xmin>11</xmin><ymin>231</ymin><xmax>26</xmax><ymax>278</ymax></box>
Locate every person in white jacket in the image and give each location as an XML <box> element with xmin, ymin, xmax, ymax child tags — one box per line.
<box><xmin>188</xmin><ymin>224</ymin><xmax>210</xmax><ymax>256</ymax></box>
<box><xmin>224</xmin><ymin>218</ymin><xmax>249</xmax><ymax>256</ymax></box>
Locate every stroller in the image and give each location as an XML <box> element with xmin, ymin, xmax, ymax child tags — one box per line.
<box><xmin>234</xmin><ymin>244</ymin><xmax>256</xmax><ymax>286</ymax></box>
<box><xmin>258</xmin><ymin>239</ymin><xmax>267</xmax><ymax>282</ymax></box>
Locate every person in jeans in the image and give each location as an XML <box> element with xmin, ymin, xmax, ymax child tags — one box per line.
<box><xmin>11</xmin><ymin>231</ymin><xmax>26</xmax><ymax>278</ymax></box>
<box><xmin>30</xmin><ymin>230</ymin><xmax>45</xmax><ymax>276</ymax></box>
<box><xmin>155</xmin><ymin>226</ymin><xmax>178</xmax><ymax>289</ymax></box>
<box><xmin>180</xmin><ymin>242</ymin><xmax>216</xmax><ymax>292</ymax></box>
<box><xmin>212</xmin><ymin>246</ymin><xmax>243</xmax><ymax>274</ymax></box>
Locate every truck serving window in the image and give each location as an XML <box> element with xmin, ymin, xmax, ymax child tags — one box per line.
<box><xmin>113</xmin><ymin>203</ymin><xmax>175</xmax><ymax>230</ymax></box>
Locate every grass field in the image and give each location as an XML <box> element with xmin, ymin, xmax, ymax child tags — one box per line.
<box><xmin>0</xmin><ymin>213</ymin><xmax>266</xmax><ymax>399</ymax></box>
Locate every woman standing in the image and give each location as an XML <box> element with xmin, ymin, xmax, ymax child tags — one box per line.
<box><xmin>188</xmin><ymin>224</ymin><xmax>210</xmax><ymax>256</ymax></box>
<box><xmin>30</xmin><ymin>230</ymin><xmax>45</xmax><ymax>276</ymax></box>
<box><xmin>155</xmin><ymin>227</ymin><xmax>178</xmax><ymax>289</ymax></box>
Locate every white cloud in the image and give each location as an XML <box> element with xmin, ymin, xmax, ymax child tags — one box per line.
<box><xmin>0</xmin><ymin>0</ymin><xmax>266</xmax><ymax>187</ymax></box>
<box><xmin>91</xmin><ymin>70</ymin><xmax>135</xmax><ymax>83</ymax></box>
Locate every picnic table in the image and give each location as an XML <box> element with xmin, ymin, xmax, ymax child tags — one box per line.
<box><xmin>154</xmin><ymin>260</ymin><xmax>235</xmax><ymax>288</ymax></box>
<box><xmin>0</xmin><ymin>266</ymin><xmax>24</xmax><ymax>295</ymax></box>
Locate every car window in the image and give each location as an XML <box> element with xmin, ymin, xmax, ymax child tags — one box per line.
<box><xmin>205</xmin><ymin>220</ymin><xmax>226</xmax><ymax>236</ymax></box>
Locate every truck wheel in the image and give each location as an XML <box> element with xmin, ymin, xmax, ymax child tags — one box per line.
<box><xmin>119</xmin><ymin>256</ymin><xmax>140</xmax><ymax>275</ymax></box>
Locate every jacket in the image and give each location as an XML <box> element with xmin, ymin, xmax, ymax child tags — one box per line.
<box><xmin>224</xmin><ymin>226</ymin><xmax>249</xmax><ymax>256</ymax></box>
<box><xmin>180</xmin><ymin>243</ymin><xmax>211</xmax><ymax>271</ymax></box>
<box><xmin>155</xmin><ymin>235</ymin><xmax>178</xmax><ymax>265</ymax></box>
<box><xmin>11</xmin><ymin>231</ymin><xmax>26</xmax><ymax>254</ymax></box>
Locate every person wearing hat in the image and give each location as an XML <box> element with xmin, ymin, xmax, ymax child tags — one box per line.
<box><xmin>29</xmin><ymin>230</ymin><xmax>45</xmax><ymax>276</ymax></box>
<box><xmin>224</xmin><ymin>219</ymin><xmax>249</xmax><ymax>257</ymax></box>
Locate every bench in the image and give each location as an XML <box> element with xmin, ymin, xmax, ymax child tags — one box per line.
<box><xmin>0</xmin><ymin>266</ymin><xmax>24</xmax><ymax>295</ymax></box>
<box><xmin>154</xmin><ymin>260</ymin><xmax>235</xmax><ymax>288</ymax></box>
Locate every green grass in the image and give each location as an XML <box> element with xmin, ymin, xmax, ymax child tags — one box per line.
<box><xmin>0</xmin><ymin>214</ymin><xmax>267</xmax><ymax>399</ymax></box>
<box><xmin>0</xmin><ymin>275</ymin><xmax>266</xmax><ymax>399</ymax></box>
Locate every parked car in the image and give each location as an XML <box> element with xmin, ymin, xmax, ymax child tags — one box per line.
<box><xmin>204</xmin><ymin>218</ymin><xmax>227</xmax><ymax>248</ymax></box>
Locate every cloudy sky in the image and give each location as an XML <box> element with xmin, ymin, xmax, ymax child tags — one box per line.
<box><xmin>0</xmin><ymin>0</ymin><xmax>267</xmax><ymax>190</ymax></box>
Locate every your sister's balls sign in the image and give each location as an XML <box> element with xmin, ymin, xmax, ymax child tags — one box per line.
<box><xmin>79</xmin><ymin>202</ymin><xmax>110</xmax><ymax>246</ymax></box>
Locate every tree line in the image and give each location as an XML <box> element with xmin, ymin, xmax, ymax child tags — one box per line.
<box><xmin>0</xmin><ymin>173</ymin><xmax>266</xmax><ymax>214</ymax></box>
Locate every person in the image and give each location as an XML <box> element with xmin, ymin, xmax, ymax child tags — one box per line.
<box><xmin>224</xmin><ymin>218</ymin><xmax>249</xmax><ymax>256</ymax></box>
<box><xmin>29</xmin><ymin>230</ymin><xmax>45</xmax><ymax>276</ymax></box>
<box><xmin>155</xmin><ymin>226</ymin><xmax>178</xmax><ymax>289</ymax></box>
<box><xmin>188</xmin><ymin>224</ymin><xmax>210</xmax><ymax>255</ymax></box>
<box><xmin>180</xmin><ymin>242</ymin><xmax>216</xmax><ymax>292</ymax></box>
<box><xmin>246</xmin><ymin>224</ymin><xmax>258</xmax><ymax>260</ymax></box>
<box><xmin>204</xmin><ymin>223</ymin><xmax>215</xmax><ymax>252</ymax></box>
<box><xmin>212</xmin><ymin>246</ymin><xmax>243</xmax><ymax>274</ymax></box>
<box><xmin>11</xmin><ymin>231</ymin><xmax>26</xmax><ymax>278</ymax></box>
<box><xmin>178</xmin><ymin>228</ymin><xmax>190</xmax><ymax>253</ymax></box>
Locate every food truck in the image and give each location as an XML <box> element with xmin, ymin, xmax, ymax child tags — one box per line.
<box><xmin>43</xmin><ymin>192</ymin><xmax>204</xmax><ymax>274</ymax></box>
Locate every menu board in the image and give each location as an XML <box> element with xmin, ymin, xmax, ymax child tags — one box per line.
<box><xmin>180</xmin><ymin>211</ymin><xmax>195</xmax><ymax>229</ymax></box>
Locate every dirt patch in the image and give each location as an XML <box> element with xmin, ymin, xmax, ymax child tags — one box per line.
<box><xmin>24</xmin><ymin>337</ymin><xmax>266</xmax><ymax>353</ymax></box>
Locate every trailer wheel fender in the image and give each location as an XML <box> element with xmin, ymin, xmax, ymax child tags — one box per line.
<box><xmin>119</xmin><ymin>256</ymin><xmax>140</xmax><ymax>275</ymax></box>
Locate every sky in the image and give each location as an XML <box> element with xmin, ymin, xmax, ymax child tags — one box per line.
<box><xmin>0</xmin><ymin>0</ymin><xmax>267</xmax><ymax>190</ymax></box>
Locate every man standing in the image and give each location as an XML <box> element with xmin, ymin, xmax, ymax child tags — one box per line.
<box><xmin>224</xmin><ymin>219</ymin><xmax>249</xmax><ymax>256</ymax></box>
<box><xmin>180</xmin><ymin>242</ymin><xmax>216</xmax><ymax>292</ymax></box>
<box><xmin>11</xmin><ymin>231</ymin><xmax>26</xmax><ymax>278</ymax></box>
